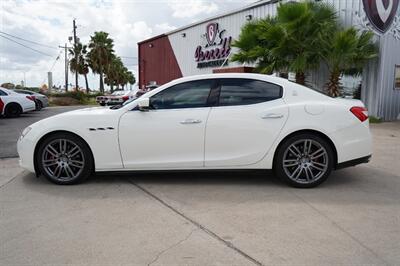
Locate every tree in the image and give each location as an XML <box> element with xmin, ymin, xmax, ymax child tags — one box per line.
<box><xmin>87</xmin><ymin>31</ymin><xmax>114</xmax><ymax>93</ymax></box>
<box><xmin>276</xmin><ymin>1</ymin><xmax>337</xmax><ymax>84</ymax></box>
<box><xmin>232</xmin><ymin>1</ymin><xmax>337</xmax><ymax>85</ymax></box>
<box><xmin>69</xmin><ymin>43</ymin><xmax>90</xmax><ymax>93</ymax></box>
<box><xmin>322</xmin><ymin>28</ymin><xmax>378</xmax><ymax>97</ymax></box>
<box><xmin>232</xmin><ymin>17</ymin><xmax>289</xmax><ymax>76</ymax></box>
<box><xmin>104</xmin><ymin>56</ymin><xmax>136</xmax><ymax>92</ymax></box>
<box><xmin>1</xmin><ymin>82</ymin><xmax>15</xmax><ymax>89</ymax></box>
<box><xmin>126</xmin><ymin>71</ymin><xmax>135</xmax><ymax>88</ymax></box>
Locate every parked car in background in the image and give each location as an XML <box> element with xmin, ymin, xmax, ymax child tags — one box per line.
<box><xmin>0</xmin><ymin>88</ymin><xmax>36</xmax><ymax>117</ymax></box>
<box><xmin>18</xmin><ymin>73</ymin><xmax>372</xmax><ymax>188</ymax></box>
<box><xmin>13</xmin><ymin>89</ymin><xmax>49</xmax><ymax>111</ymax></box>
<box><xmin>0</xmin><ymin>98</ymin><xmax>4</xmax><ymax>114</ymax></box>
<box><xmin>96</xmin><ymin>90</ymin><xmax>137</xmax><ymax>106</ymax></box>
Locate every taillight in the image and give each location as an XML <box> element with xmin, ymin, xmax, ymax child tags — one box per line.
<box><xmin>26</xmin><ymin>95</ymin><xmax>35</xmax><ymax>102</ymax></box>
<box><xmin>122</xmin><ymin>95</ymin><xmax>129</xmax><ymax>101</ymax></box>
<box><xmin>350</xmin><ymin>106</ymin><xmax>368</xmax><ymax>122</ymax></box>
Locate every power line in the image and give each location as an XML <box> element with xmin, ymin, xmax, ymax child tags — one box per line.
<box><xmin>0</xmin><ymin>31</ymin><xmax>58</xmax><ymax>50</ymax></box>
<box><xmin>0</xmin><ymin>34</ymin><xmax>54</xmax><ymax>57</ymax></box>
<box><xmin>121</xmin><ymin>56</ymin><xmax>138</xmax><ymax>59</ymax></box>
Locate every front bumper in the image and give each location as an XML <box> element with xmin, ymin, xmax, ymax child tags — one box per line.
<box><xmin>17</xmin><ymin>135</ymin><xmax>36</xmax><ymax>173</ymax></box>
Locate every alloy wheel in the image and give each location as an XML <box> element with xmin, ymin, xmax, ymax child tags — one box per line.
<box><xmin>282</xmin><ymin>139</ymin><xmax>328</xmax><ymax>184</ymax></box>
<box><xmin>41</xmin><ymin>139</ymin><xmax>85</xmax><ymax>181</ymax></box>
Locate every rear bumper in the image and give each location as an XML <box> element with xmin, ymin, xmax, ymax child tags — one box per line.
<box><xmin>336</xmin><ymin>155</ymin><xmax>371</xmax><ymax>170</ymax></box>
<box><xmin>329</xmin><ymin>121</ymin><xmax>372</xmax><ymax>164</ymax></box>
<box><xmin>39</xmin><ymin>98</ymin><xmax>49</xmax><ymax>108</ymax></box>
<box><xmin>24</xmin><ymin>106</ymin><xmax>36</xmax><ymax>113</ymax></box>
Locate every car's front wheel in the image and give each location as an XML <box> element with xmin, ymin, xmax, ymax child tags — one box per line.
<box><xmin>37</xmin><ymin>133</ymin><xmax>93</xmax><ymax>185</ymax></box>
<box><xmin>274</xmin><ymin>133</ymin><xmax>334</xmax><ymax>188</ymax></box>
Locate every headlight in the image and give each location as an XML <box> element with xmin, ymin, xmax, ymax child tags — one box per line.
<box><xmin>20</xmin><ymin>126</ymin><xmax>32</xmax><ymax>139</ymax></box>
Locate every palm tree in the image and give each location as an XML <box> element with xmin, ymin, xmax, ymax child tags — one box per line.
<box><xmin>104</xmin><ymin>56</ymin><xmax>121</xmax><ymax>93</ymax></box>
<box><xmin>69</xmin><ymin>43</ymin><xmax>90</xmax><ymax>93</ymax></box>
<box><xmin>232</xmin><ymin>1</ymin><xmax>337</xmax><ymax>85</ymax></box>
<box><xmin>274</xmin><ymin>1</ymin><xmax>337</xmax><ymax>84</ymax></box>
<box><xmin>322</xmin><ymin>28</ymin><xmax>378</xmax><ymax>97</ymax></box>
<box><xmin>87</xmin><ymin>31</ymin><xmax>114</xmax><ymax>93</ymax></box>
<box><xmin>126</xmin><ymin>71</ymin><xmax>135</xmax><ymax>88</ymax></box>
<box><xmin>232</xmin><ymin>17</ymin><xmax>289</xmax><ymax>76</ymax></box>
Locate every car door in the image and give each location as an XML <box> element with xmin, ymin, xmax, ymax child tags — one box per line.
<box><xmin>205</xmin><ymin>78</ymin><xmax>288</xmax><ymax>167</ymax></box>
<box><xmin>119</xmin><ymin>79</ymin><xmax>216</xmax><ymax>169</ymax></box>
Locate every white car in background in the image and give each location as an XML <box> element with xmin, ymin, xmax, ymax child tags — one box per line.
<box><xmin>18</xmin><ymin>73</ymin><xmax>372</xmax><ymax>188</ymax></box>
<box><xmin>13</xmin><ymin>89</ymin><xmax>49</xmax><ymax>111</ymax></box>
<box><xmin>0</xmin><ymin>87</ymin><xmax>36</xmax><ymax>117</ymax></box>
<box><xmin>96</xmin><ymin>90</ymin><xmax>137</xmax><ymax>106</ymax></box>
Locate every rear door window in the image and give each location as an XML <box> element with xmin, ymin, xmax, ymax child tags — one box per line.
<box><xmin>217</xmin><ymin>78</ymin><xmax>282</xmax><ymax>106</ymax></box>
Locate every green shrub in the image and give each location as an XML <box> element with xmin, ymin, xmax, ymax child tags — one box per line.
<box><xmin>48</xmin><ymin>91</ymin><xmax>100</xmax><ymax>105</ymax></box>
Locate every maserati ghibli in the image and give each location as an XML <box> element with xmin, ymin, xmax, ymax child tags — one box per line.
<box><xmin>17</xmin><ymin>73</ymin><xmax>372</xmax><ymax>188</ymax></box>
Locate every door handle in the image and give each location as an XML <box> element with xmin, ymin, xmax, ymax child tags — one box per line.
<box><xmin>180</xmin><ymin>119</ymin><xmax>202</xmax><ymax>124</ymax></box>
<box><xmin>261</xmin><ymin>113</ymin><xmax>283</xmax><ymax>119</ymax></box>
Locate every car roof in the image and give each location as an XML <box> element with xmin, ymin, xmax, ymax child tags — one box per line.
<box><xmin>170</xmin><ymin>73</ymin><xmax>290</xmax><ymax>87</ymax></box>
<box><xmin>141</xmin><ymin>73</ymin><xmax>292</xmax><ymax>99</ymax></box>
<box><xmin>0</xmin><ymin>87</ymin><xmax>15</xmax><ymax>94</ymax></box>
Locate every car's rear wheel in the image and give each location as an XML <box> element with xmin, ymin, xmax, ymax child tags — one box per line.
<box><xmin>274</xmin><ymin>133</ymin><xmax>334</xmax><ymax>188</ymax></box>
<box><xmin>35</xmin><ymin>100</ymin><xmax>42</xmax><ymax>111</ymax></box>
<box><xmin>4</xmin><ymin>103</ymin><xmax>22</xmax><ymax>118</ymax></box>
<box><xmin>37</xmin><ymin>133</ymin><xmax>93</xmax><ymax>185</ymax></box>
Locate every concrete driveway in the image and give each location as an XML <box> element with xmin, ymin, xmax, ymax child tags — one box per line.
<box><xmin>1</xmin><ymin>122</ymin><xmax>399</xmax><ymax>265</ymax></box>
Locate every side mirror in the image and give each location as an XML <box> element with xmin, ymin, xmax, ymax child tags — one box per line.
<box><xmin>137</xmin><ymin>97</ymin><xmax>150</xmax><ymax>111</ymax></box>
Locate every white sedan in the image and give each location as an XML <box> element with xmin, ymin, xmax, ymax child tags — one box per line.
<box><xmin>0</xmin><ymin>87</ymin><xmax>36</xmax><ymax>117</ymax></box>
<box><xmin>17</xmin><ymin>74</ymin><xmax>372</xmax><ymax>188</ymax></box>
<box><xmin>96</xmin><ymin>90</ymin><xmax>137</xmax><ymax>106</ymax></box>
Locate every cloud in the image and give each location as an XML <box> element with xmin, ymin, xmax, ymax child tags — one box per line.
<box><xmin>155</xmin><ymin>23</ymin><xmax>177</xmax><ymax>33</ymax></box>
<box><xmin>168</xmin><ymin>0</ymin><xmax>219</xmax><ymax>18</ymax></box>
<box><xmin>0</xmin><ymin>0</ymin><xmax>247</xmax><ymax>89</ymax></box>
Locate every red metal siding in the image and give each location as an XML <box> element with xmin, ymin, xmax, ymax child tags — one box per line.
<box><xmin>138</xmin><ymin>35</ymin><xmax>182</xmax><ymax>89</ymax></box>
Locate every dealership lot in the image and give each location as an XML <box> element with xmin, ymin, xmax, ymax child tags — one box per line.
<box><xmin>0</xmin><ymin>107</ymin><xmax>399</xmax><ymax>265</ymax></box>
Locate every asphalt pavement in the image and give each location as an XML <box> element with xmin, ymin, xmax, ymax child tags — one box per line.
<box><xmin>0</xmin><ymin>106</ymin><xmax>86</xmax><ymax>158</ymax></box>
<box><xmin>0</xmin><ymin>107</ymin><xmax>399</xmax><ymax>265</ymax></box>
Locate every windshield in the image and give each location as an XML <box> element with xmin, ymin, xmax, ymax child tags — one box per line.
<box><xmin>112</xmin><ymin>91</ymin><xmax>125</xmax><ymax>96</ymax></box>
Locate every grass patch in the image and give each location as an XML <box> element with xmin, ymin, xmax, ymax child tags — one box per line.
<box><xmin>369</xmin><ymin>116</ymin><xmax>382</xmax><ymax>123</ymax></box>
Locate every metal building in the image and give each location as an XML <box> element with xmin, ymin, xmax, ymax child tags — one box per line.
<box><xmin>138</xmin><ymin>0</ymin><xmax>400</xmax><ymax>120</ymax></box>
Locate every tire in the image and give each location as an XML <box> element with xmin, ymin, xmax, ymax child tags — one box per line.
<box><xmin>274</xmin><ymin>133</ymin><xmax>334</xmax><ymax>188</ymax></box>
<box><xmin>4</xmin><ymin>103</ymin><xmax>22</xmax><ymax>118</ymax></box>
<box><xmin>100</xmin><ymin>103</ymin><xmax>106</xmax><ymax>106</ymax></box>
<box><xmin>37</xmin><ymin>133</ymin><xmax>94</xmax><ymax>185</ymax></box>
<box><xmin>35</xmin><ymin>100</ymin><xmax>42</xmax><ymax>111</ymax></box>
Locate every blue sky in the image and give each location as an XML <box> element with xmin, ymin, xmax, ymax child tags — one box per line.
<box><xmin>0</xmin><ymin>0</ymin><xmax>252</xmax><ymax>90</ymax></box>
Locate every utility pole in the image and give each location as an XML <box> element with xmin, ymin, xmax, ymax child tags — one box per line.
<box><xmin>73</xmin><ymin>19</ymin><xmax>78</xmax><ymax>91</ymax></box>
<box><xmin>59</xmin><ymin>44</ymin><xmax>72</xmax><ymax>92</ymax></box>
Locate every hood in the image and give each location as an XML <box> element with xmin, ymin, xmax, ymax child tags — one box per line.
<box><xmin>29</xmin><ymin>106</ymin><xmax>121</xmax><ymax>130</ymax></box>
<box><xmin>57</xmin><ymin>106</ymin><xmax>113</xmax><ymax>116</ymax></box>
